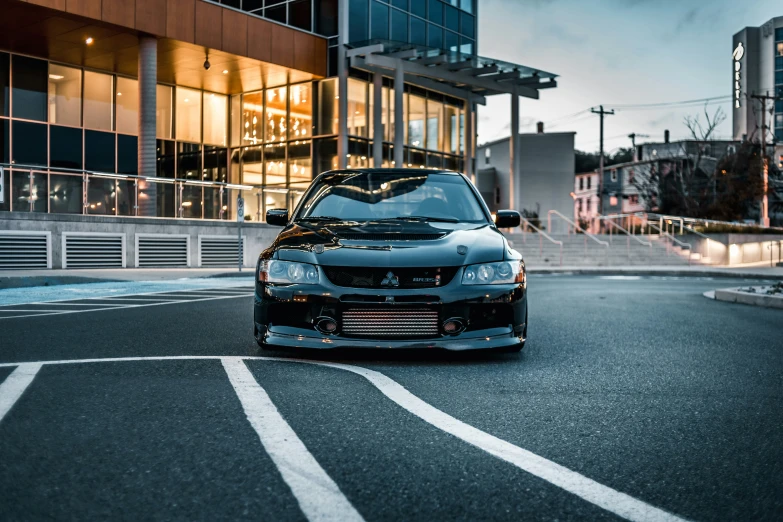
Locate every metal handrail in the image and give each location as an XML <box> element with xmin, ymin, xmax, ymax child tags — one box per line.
<box><xmin>603</xmin><ymin>211</ymin><xmax>783</xmax><ymax>234</ymax></box>
<box><xmin>547</xmin><ymin>210</ymin><xmax>609</xmax><ymax>246</ymax></box>
<box><xmin>519</xmin><ymin>216</ymin><xmax>563</xmax><ymax>266</ymax></box>
<box><xmin>647</xmin><ymin>221</ymin><xmax>693</xmax><ymax>266</ymax></box>
<box><xmin>1</xmin><ymin>162</ymin><xmax>254</xmax><ymax>190</ymax></box>
<box><xmin>594</xmin><ymin>214</ymin><xmax>652</xmax><ymax>246</ymax></box>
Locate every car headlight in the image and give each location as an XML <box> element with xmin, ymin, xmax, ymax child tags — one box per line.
<box><xmin>462</xmin><ymin>261</ymin><xmax>525</xmax><ymax>285</ymax></box>
<box><xmin>259</xmin><ymin>260</ymin><xmax>320</xmax><ymax>284</ymax></box>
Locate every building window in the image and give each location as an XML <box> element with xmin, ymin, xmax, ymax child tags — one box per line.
<box><xmin>48</xmin><ymin>64</ymin><xmax>82</xmax><ymax>127</ymax></box>
<box><xmin>444</xmin><ymin>105</ymin><xmax>459</xmax><ymax>154</ymax></box>
<box><xmin>157</xmin><ymin>85</ymin><xmax>173</xmax><ymax>139</ymax></box>
<box><xmin>265</xmin><ymin>143</ymin><xmax>287</xmax><ymax>187</ymax></box>
<box><xmin>83</xmin><ymin>71</ymin><xmax>114</xmax><ymax>131</ymax></box>
<box><xmin>50</xmin><ymin>125</ymin><xmax>83</xmax><ymax>169</ymax></box>
<box><xmin>203</xmin><ymin>92</ymin><xmax>228</xmax><ymax>146</ymax></box>
<box><xmin>586</xmin><ymin>198</ymin><xmax>590</xmax><ymax>211</ymax></box>
<box><xmin>266</xmin><ymin>86</ymin><xmax>287</xmax><ymax>142</ymax></box>
<box><xmin>408</xmin><ymin>94</ymin><xmax>425</xmax><ymax>147</ymax></box>
<box><xmin>577</xmin><ymin>198</ymin><xmax>582</xmax><ymax>212</ymax></box>
<box><xmin>391</xmin><ymin>9</ymin><xmax>408</xmax><ymax>42</ymax></box>
<box><xmin>176</xmin><ymin>87</ymin><xmax>202</xmax><ymax>143</ymax></box>
<box><xmin>288</xmin><ymin>0</ymin><xmax>312</xmax><ymax>31</ymax></box>
<box><xmin>629</xmin><ymin>195</ymin><xmax>639</xmax><ymax>205</ymax></box>
<box><xmin>611</xmin><ymin>169</ymin><xmax>617</xmax><ymax>182</ymax></box>
<box><xmin>347</xmin><ymin>78</ymin><xmax>368</xmax><ymax>137</ymax></box>
<box><xmin>426</xmin><ymin>98</ymin><xmax>443</xmax><ymax>151</ymax></box>
<box><xmin>485</xmin><ymin>147</ymin><xmax>490</xmax><ymax>164</ymax></box>
<box><xmin>85</xmin><ymin>130</ymin><xmax>115</xmax><ymax>172</ymax></box>
<box><xmin>116</xmin><ymin>77</ymin><xmax>139</xmax><ymax>135</ymax></box>
<box><xmin>13</xmin><ymin>55</ymin><xmax>48</xmax><ymax>122</ymax></box>
<box><xmin>628</xmin><ymin>169</ymin><xmax>634</xmax><ymax>184</ymax></box>
<box><xmin>0</xmin><ymin>53</ymin><xmax>9</xmax><ymax>117</ymax></box>
<box><xmin>12</xmin><ymin>120</ymin><xmax>47</xmax><ymax>166</ymax></box>
<box><xmin>242</xmin><ymin>91</ymin><xmax>264</xmax><ymax>144</ymax></box>
<box><xmin>371</xmin><ymin>1</ymin><xmax>389</xmax><ymax>40</ymax></box>
<box><xmin>317</xmin><ymin>78</ymin><xmax>338</xmax><ymax>136</ymax></box>
<box><xmin>289</xmin><ymin>83</ymin><xmax>312</xmax><ymax>139</ymax></box>
<box><xmin>411</xmin><ymin>17</ymin><xmax>426</xmax><ymax>46</ymax></box>
<box><xmin>579</xmin><ymin>177</ymin><xmax>584</xmax><ymax>190</ymax></box>
<box><xmin>349</xmin><ymin>0</ymin><xmax>369</xmax><ymax>43</ymax></box>
<box><xmin>609</xmin><ymin>195</ymin><xmax>618</xmax><ymax>206</ymax></box>
<box><xmin>587</xmin><ymin>176</ymin><xmax>591</xmax><ymax>189</ymax></box>
<box><xmin>428</xmin><ymin>0</ymin><xmax>443</xmax><ymax>24</ymax></box>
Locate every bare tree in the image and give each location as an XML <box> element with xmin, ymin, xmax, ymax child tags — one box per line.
<box><xmin>633</xmin><ymin>105</ymin><xmax>727</xmax><ymax>217</ymax></box>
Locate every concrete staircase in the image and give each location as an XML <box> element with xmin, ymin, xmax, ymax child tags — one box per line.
<box><xmin>506</xmin><ymin>232</ymin><xmax>702</xmax><ymax>267</ymax></box>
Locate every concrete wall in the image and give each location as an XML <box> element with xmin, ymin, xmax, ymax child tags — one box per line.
<box><xmin>1</xmin><ymin>213</ymin><xmax>280</xmax><ymax>268</ymax></box>
<box><xmin>683</xmin><ymin>233</ymin><xmax>783</xmax><ymax>266</ymax></box>
<box><xmin>477</xmin><ymin>133</ymin><xmax>575</xmax><ymax>222</ymax></box>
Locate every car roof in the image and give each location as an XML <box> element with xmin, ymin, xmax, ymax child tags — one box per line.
<box><xmin>320</xmin><ymin>168</ymin><xmax>462</xmax><ymax>176</ymax></box>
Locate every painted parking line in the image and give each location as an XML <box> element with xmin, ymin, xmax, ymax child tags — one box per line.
<box><xmin>0</xmin><ymin>355</ymin><xmax>687</xmax><ymax>522</ymax></box>
<box><xmin>222</xmin><ymin>358</ymin><xmax>364</xmax><ymax>522</ymax></box>
<box><xmin>0</xmin><ymin>363</ymin><xmax>42</xmax><ymax>423</ymax></box>
<box><xmin>0</xmin><ymin>292</ymin><xmax>252</xmax><ymax>321</ymax></box>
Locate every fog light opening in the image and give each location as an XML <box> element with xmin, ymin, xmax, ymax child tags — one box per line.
<box><xmin>442</xmin><ymin>318</ymin><xmax>466</xmax><ymax>335</ymax></box>
<box><xmin>315</xmin><ymin>316</ymin><xmax>339</xmax><ymax>335</ymax></box>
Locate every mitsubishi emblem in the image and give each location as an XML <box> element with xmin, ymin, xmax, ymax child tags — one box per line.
<box><xmin>381</xmin><ymin>271</ymin><xmax>399</xmax><ymax>287</ymax></box>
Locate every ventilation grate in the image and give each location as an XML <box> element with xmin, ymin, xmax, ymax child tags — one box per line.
<box><xmin>199</xmin><ymin>236</ymin><xmax>244</xmax><ymax>267</ymax></box>
<box><xmin>0</xmin><ymin>232</ymin><xmax>50</xmax><ymax>269</ymax></box>
<box><xmin>137</xmin><ymin>235</ymin><xmax>188</xmax><ymax>268</ymax></box>
<box><xmin>64</xmin><ymin>234</ymin><xmax>124</xmax><ymax>268</ymax></box>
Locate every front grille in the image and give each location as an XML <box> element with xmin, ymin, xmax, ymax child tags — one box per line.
<box><xmin>336</xmin><ymin>233</ymin><xmax>446</xmax><ymax>241</ymax></box>
<box><xmin>323</xmin><ymin>266</ymin><xmax>459</xmax><ymax>288</ymax></box>
<box><xmin>341</xmin><ymin>308</ymin><xmax>439</xmax><ymax>338</ymax></box>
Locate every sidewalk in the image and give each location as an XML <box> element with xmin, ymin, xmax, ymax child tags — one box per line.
<box><xmin>1</xmin><ymin>265</ymin><xmax>782</xmax><ymax>290</ymax></box>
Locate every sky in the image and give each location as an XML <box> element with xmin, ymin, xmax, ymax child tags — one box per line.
<box><xmin>476</xmin><ymin>0</ymin><xmax>781</xmax><ymax>153</ymax></box>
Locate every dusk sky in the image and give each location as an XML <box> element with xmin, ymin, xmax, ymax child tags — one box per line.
<box><xmin>476</xmin><ymin>0</ymin><xmax>781</xmax><ymax>152</ymax></box>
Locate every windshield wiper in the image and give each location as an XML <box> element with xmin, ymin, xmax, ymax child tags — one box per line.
<box><xmin>377</xmin><ymin>215</ymin><xmax>460</xmax><ymax>223</ymax></box>
<box><xmin>297</xmin><ymin>216</ymin><xmax>360</xmax><ymax>223</ymax></box>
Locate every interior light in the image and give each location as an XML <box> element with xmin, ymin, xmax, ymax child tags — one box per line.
<box><xmin>182</xmin><ymin>201</ymin><xmax>192</xmax><ymax>207</ymax></box>
<box><xmin>184</xmin><ymin>98</ymin><xmax>189</xmax><ymax>103</ymax></box>
<box><xmin>117</xmin><ymin>92</ymin><xmax>122</xmax><ymax>96</ymax></box>
<box><xmin>222</xmin><ymin>69</ymin><xmax>229</xmax><ymax>74</ymax></box>
<box><xmin>85</xmin><ymin>37</ymin><xmax>94</xmax><ymax>44</ymax></box>
<box><xmin>48</xmin><ymin>74</ymin><xmax>64</xmax><ymax>80</ymax></box>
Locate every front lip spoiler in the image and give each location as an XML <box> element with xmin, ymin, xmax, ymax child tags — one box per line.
<box><xmin>260</xmin><ymin>325</ymin><xmax>525</xmax><ymax>351</ymax></box>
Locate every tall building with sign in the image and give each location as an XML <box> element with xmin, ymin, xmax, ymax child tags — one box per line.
<box><xmin>0</xmin><ymin>0</ymin><xmax>557</xmax><ymax>269</ymax></box>
<box><xmin>732</xmin><ymin>16</ymin><xmax>783</xmax><ymax>169</ymax></box>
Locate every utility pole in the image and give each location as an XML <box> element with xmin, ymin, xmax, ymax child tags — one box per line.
<box><xmin>750</xmin><ymin>91</ymin><xmax>782</xmax><ymax>227</ymax></box>
<box><xmin>591</xmin><ymin>106</ymin><xmax>615</xmax><ymax>215</ymax></box>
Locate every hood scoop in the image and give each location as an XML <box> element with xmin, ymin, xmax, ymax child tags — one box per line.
<box><xmin>334</xmin><ymin>232</ymin><xmax>448</xmax><ymax>242</ymax></box>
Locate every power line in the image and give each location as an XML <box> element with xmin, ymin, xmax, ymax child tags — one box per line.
<box><xmin>609</xmin><ymin>95</ymin><xmax>731</xmax><ymax>110</ymax></box>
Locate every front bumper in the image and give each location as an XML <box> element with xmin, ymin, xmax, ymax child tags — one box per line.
<box><xmin>253</xmin><ymin>269</ymin><xmax>527</xmax><ymax>351</ymax></box>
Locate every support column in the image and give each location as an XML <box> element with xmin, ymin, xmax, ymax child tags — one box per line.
<box><xmin>509</xmin><ymin>88</ymin><xmax>519</xmax><ymax>210</ymax></box>
<box><xmin>138</xmin><ymin>35</ymin><xmax>157</xmax><ymax>216</ymax></box>
<box><xmin>463</xmin><ymin>99</ymin><xmax>474</xmax><ymax>182</ymax></box>
<box><xmin>337</xmin><ymin>0</ymin><xmax>349</xmax><ymax>169</ymax></box>
<box><xmin>372</xmin><ymin>72</ymin><xmax>383</xmax><ymax>167</ymax></box>
<box><xmin>393</xmin><ymin>62</ymin><xmax>404</xmax><ymax>168</ymax></box>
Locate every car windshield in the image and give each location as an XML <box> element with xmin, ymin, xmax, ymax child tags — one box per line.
<box><xmin>295</xmin><ymin>171</ymin><xmax>488</xmax><ymax>224</ymax></box>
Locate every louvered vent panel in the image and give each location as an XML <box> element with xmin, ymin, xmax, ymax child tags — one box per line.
<box><xmin>0</xmin><ymin>233</ymin><xmax>49</xmax><ymax>269</ymax></box>
<box><xmin>138</xmin><ymin>236</ymin><xmax>188</xmax><ymax>267</ymax></box>
<box><xmin>64</xmin><ymin>234</ymin><xmax>124</xmax><ymax>268</ymax></box>
<box><xmin>200</xmin><ymin>237</ymin><xmax>244</xmax><ymax>267</ymax></box>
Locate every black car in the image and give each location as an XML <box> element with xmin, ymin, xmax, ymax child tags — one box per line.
<box><xmin>254</xmin><ymin>169</ymin><xmax>527</xmax><ymax>352</ymax></box>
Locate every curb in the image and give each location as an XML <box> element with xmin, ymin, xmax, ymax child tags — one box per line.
<box><xmin>0</xmin><ymin>276</ymin><xmax>123</xmax><ymax>290</ymax></box>
<box><xmin>712</xmin><ymin>288</ymin><xmax>783</xmax><ymax>310</ymax></box>
<box><xmin>526</xmin><ymin>268</ymin><xmax>779</xmax><ymax>280</ymax></box>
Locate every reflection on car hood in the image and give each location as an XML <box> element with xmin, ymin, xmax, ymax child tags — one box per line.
<box><xmin>267</xmin><ymin>221</ymin><xmax>511</xmax><ymax>267</ymax></box>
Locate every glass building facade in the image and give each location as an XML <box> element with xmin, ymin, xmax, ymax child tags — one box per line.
<box><xmin>0</xmin><ymin>50</ymin><xmax>466</xmax><ymax>221</ymax></box>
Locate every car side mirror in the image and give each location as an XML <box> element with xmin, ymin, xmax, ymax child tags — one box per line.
<box><xmin>495</xmin><ymin>210</ymin><xmax>521</xmax><ymax>228</ymax></box>
<box><xmin>266</xmin><ymin>208</ymin><xmax>289</xmax><ymax>226</ymax></box>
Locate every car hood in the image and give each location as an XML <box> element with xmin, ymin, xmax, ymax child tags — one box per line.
<box><xmin>268</xmin><ymin>221</ymin><xmax>511</xmax><ymax>267</ymax></box>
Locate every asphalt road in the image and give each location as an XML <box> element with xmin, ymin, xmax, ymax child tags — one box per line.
<box><xmin>0</xmin><ymin>275</ymin><xmax>781</xmax><ymax>521</ymax></box>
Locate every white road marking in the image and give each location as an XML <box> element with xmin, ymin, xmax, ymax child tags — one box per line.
<box><xmin>0</xmin><ymin>294</ymin><xmax>251</xmax><ymax>321</ymax></box>
<box><xmin>0</xmin><ymin>363</ymin><xmax>42</xmax><ymax>423</ymax></box>
<box><xmin>0</xmin><ymin>355</ymin><xmax>687</xmax><ymax>522</ymax></box>
<box><xmin>221</xmin><ymin>357</ymin><xmax>364</xmax><ymax>522</ymax></box>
